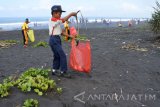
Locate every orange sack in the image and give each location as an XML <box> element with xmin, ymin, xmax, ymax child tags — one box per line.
<box><xmin>69</xmin><ymin>39</ymin><xmax>91</xmax><ymax>73</ymax></box>
<box><xmin>70</xmin><ymin>27</ymin><xmax>77</xmax><ymax>37</ymax></box>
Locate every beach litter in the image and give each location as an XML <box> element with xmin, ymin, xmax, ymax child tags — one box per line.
<box><xmin>153</xmin><ymin>44</ymin><xmax>160</xmax><ymax>49</ymax></box>
<box><xmin>91</xmin><ymin>37</ymin><xmax>95</xmax><ymax>40</ymax></box>
<box><xmin>0</xmin><ymin>40</ymin><xmax>17</xmax><ymax>48</ymax></box>
<box><xmin>121</xmin><ymin>43</ymin><xmax>148</xmax><ymax>52</ymax></box>
<box><xmin>157</xmin><ymin>47</ymin><xmax>160</xmax><ymax>48</ymax></box>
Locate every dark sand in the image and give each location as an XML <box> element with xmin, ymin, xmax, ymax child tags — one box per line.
<box><xmin>0</xmin><ymin>26</ymin><xmax>160</xmax><ymax>107</ymax></box>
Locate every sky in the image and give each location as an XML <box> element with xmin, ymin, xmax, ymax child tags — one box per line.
<box><xmin>0</xmin><ymin>0</ymin><xmax>157</xmax><ymax>18</ymax></box>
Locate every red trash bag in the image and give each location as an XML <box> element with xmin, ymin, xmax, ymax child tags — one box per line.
<box><xmin>69</xmin><ymin>39</ymin><xmax>91</xmax><ymax>73</ymax></box>
<box><xmin>70</xmin><ymin>27</ymin><xmax>77</xmax><ymax>37</ymax></box>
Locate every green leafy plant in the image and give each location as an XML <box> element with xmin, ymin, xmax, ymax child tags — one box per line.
<box><xmin>62</xmin><ymin>34</ymin><xmax>88</xmax><ymax>42</ymax></box>
<box><xmin>34</xmin><ymin>89</ymin><xmax>43</xmax><ymax>96</ymax></box>
<box><xmin>0</xmin><ymin>76</ymin><xmax>14</xmax><ymax>97</ymax></box>
<box><xmin>23</xmin><ymin>99</ymin><xmax>38</xmax><ymax>107</ymax></box>
<box><xmin>76</xmin><ymin>35</ymin><xmax>88</xmax><ymax>41</ymax></box>
<box><xmin>0</xmin><ymin>68</ymin><xmax>62</xmax><ymax>98</ymax></box>
<box><xmin>21</xmin><ymin>68</ymin><xmax>50</xmax><ymax>77</ymax></box>
<box><xmin>150</xmin><ymin>1</ymin><xmax>160</xmax><ymax>34</ymax></box>
<box><xmin>3</xmin><ymin>40</ymin><xmax>18</xmax><ymax>43</ymax></box>
<box><xmin>14</xmin><ymin>68</ymin><xmax>57</xmax><ymax>96</ymax></box>
<box><xmin>56</xmin><ymin>87</ymin><xmax>62</xmax><ymax>94</ymax></box>
<box><xmin>33</xmin><ymin>41</ymin><xmax>48</xmax><ymax>48</ymax></box>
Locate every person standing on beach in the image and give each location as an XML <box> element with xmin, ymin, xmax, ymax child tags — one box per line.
<box><xmin>49</xmin><ymin>5</ymin><xmax>77</xmax><ymax>78</ymax></box>
<box><xmin>22</xmin><ymin>18</ymin><xmax>30</xmax><ymax>48</ymax></box>
<box><xmin>128</xmin><ymin>20</ymin><xmax>132</xmax><ymax>27</ymax></box>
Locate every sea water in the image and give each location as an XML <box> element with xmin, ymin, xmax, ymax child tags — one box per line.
<box><xmin>0</xmin><ymin>17</ymin><xmax>149</xmax><ymax>31</ymax></box>
<box><xmin>0</xmin><ymin>17</ymin><xmax>49</xmax><ymax>31</ymax></box>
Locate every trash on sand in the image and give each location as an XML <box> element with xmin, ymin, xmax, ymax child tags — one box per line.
<box><xmin>122</xmin><ymin>42</ymin><xmax>126</xmax><ymax>44</ymax></box>
<box><xmin>121</xmin><ymin>43</ymin><xmax>148</xmax><ymax>52</ymax></box>
<box><xmin>93</xmin><ymin>87</ymin><xmax>97</xmax><ymax>90</ymax></box>
<box><xmin>0</xmin><ymin>40</ymin><xmax>17</xmax><ymax>48</ymax></box>
<box><xmin>147</xmin><ymin>88</ymin><xmax>154</xmax><ymax>91</ymax></box>
<box><xmin>157</xmin><ymin>47</ymin><xmax>160</xmax><ymax>49</ymax></box>
<box><xmin>102</xmin><ymin>51</ymin><xmax>108</xmax><ymax>55</ymax></box>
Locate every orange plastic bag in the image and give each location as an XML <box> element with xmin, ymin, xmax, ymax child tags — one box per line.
<box><xmin>70</xmin><ymin>27</ymin><xmax>77</xmax><ymax>37</ymax></box>
<box><xmin>69</xmin><ymin>39</ymin><xmax>91</xmax><ymax>73</ymax></box>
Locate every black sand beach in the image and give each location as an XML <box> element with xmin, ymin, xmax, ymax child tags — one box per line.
<box><xmin>0</xmin><ymin>26</ymin><xmax>160</xmax><ymax>107</ymax></box>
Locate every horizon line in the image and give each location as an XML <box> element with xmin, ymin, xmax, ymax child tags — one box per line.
<box><xmin>0</xmin><ymin>16</ymin><xmax>151</xmax><ymax>19</ymax></box>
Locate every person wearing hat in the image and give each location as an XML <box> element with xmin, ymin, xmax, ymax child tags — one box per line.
<box><xmin>22</xmin><ymin>18</ymin><xmax>30</xmax><ymax>48</ymax></box>
<box><xmin>49</xmin><ymin>5</ymin><xmax>77</xmax><ymax>78</ymax></box>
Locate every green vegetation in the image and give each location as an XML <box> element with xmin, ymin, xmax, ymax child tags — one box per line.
<box><xmin>150</xmin><ymin>1</ymin><xmax>160</xmax><ymax>34</ymax></box>
<box><xmin>15</xmin><ymin>68</ymin><xmax>56</xmax><ymax>95</ymax></box>
<box><xmin>0</xmin><ymin>77</ymin><xmax>14</xmax><ymax>97</ymax></box>
<box><xmin>76</xmin><ymin>35</ymin><xmax>88</xmax><ymax>41</ymax></box>
<box><xmin>23</xmin><ymin>99</ymin><xmax>38</xmax><ymax>107</ymax></box>
<box><xmin>2</xmin><ymin>40</ymin><xmax>18</xmax><ymax>43</ymax></box>
<box><xmin>56</xmin><ymin>87</ymin><xmax>62</xmax><ymax>94</ymax></box>
<box><xmin>33</xmin><ymin>41</ymin><xmax>48</xmax><ymax>48</ymax></box>
<box><xmin>0</xmin><ymin>68</ymin><xmax>62</xmax><ymax>98</ymax></box>
<box><xmin>62</xmin><ymin>34</ymin><xmax>88</xmax><ymax>42</ymax></box>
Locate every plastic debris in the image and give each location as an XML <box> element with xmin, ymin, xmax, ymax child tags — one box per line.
<box><xmin>122</xmin><ymin>43</ymin><xmax>148</xmax><ymax>52</ymax></box>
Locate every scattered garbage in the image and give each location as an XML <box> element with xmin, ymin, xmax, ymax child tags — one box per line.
<box><xmin>0</xmin><ymin>40</ymin><xmax>17</xmax><ymax>48</ymax></box>
<box><xmin>157</xmin><ymin>47</ymin><xmax>160</xmax><ymax>49</ymax></box>
<box><xmin>121</xmin><ymin>43</ymin><xmax>148</xmax><ymax>52</ymax></box>
<box><xmin>91</xmin><ymin>37</ymin><xmax>95</xmax><ymax>40</ymax></box>
<box><xmin>122</xmin><ymin>42</ymin><xmax>126</xmax><ymax>44</ymax></box>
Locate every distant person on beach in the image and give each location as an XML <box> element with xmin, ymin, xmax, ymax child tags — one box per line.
<box><xmin>95</xmin><ymin>19</ymin><xmax>97</xmax><ymax>23</ymax></box>
<box><xmin>49</xmin><ymin>5</ymin><xmax>77</xmax><ymax>78</ymax></box>
<box><xmin>118</xmin><ymin>21</ymin><xmax>122</xmax><ymax>27</ymax></box>
<box><xmin>79</xmin><ymin>18</ymin><xmax>82</xmax><ymax>23</ymax></box>
<box><xmin>135</xmin><ymin>20</ymin><xmax>138</xmax><ymax>25</ymax></box>
<box><xmin>138</xmin><ymin>19</ymin><xmax>140</xmax><ymax>24</ymax></box>
<box><xmin>128</xmin><ymin>20</ymin><xmax>132</xmax><ymax>27</ymax></box>
<box><xmin>107</xmin><ymin>19</ymin><xmax>110</xmax><ymax>26</ymax></box>
<box><xmin>86</xmin><ymin>18</ymin><xmax>88</xmax><ymax>23</ymax></box>
<box><xmin>103</xmin><ymin>19</ymin><xmax>106</xmax><ymax>24</ymax></box>
<box><xmin>21</xmin><ymin>18</ymin><xmax>30</xmax><ymax>48</ymax></box>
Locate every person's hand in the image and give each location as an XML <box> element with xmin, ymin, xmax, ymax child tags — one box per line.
<box><xmin>70</xmin><ymin>12</ymin><xmax>77</xmax><ymax>17</ymax></box>
<box><xmin>71</xmin><ymin>10</ymin><xmax>80</xmax><ymax>16</ymax></box>
<box><xmin>63</xmin><ymin>10</ymin><xmax>80</xmax><ymax>22</ymax></box>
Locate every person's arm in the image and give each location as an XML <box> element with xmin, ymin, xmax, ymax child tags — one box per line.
<box><xmin>25</xmin><ymin>24</ymin><xmax>29</xmax><ymax>32</ymax></box>
<box><xmin>61</xmin><ymin>30</ymin><xmax>68</xmax><ymax>36</ymax></box>
<box><xmin>62</xmin><ymin>11</ymin><xmax>79</xmax><ymax>22</ymax></box>
<box><xmin>61</xmin><ymin>30</ymin><xmax>73</xmax><ymax>37</ymax></box>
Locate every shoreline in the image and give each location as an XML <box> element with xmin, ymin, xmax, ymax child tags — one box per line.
<box><xmin>0</xmin><ymin>21</ymin><xmax>149</xmax><ymax>32</ymax></box>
